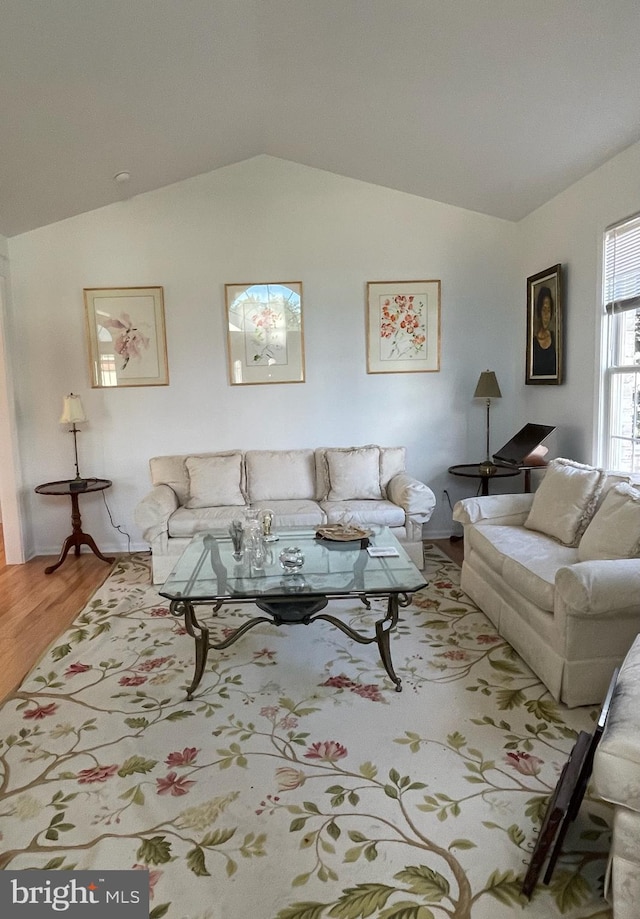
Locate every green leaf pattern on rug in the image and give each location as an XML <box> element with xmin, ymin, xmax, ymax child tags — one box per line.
<box><xmin>0</xmin><ymin>552</ymin><xmax>613</xmax><ymax>918</ymax></box>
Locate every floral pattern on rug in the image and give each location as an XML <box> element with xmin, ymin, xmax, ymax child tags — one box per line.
<box><xmin>0</xmin><ymin>547</ymin><xmax>613</xmax><ymax>918</ymax></box>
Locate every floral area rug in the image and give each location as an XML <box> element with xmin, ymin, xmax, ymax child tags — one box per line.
<box><xmin>0</xmin><ymin>546</ymin><xmax>613</xmax><ymax>919</ymax></box>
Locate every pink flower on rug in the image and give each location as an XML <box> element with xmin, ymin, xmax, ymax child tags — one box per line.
<box><xmin>352</xmin><ymin>683</ymin><xmax>384</xmax><ymax>702</ymax></box>
<box><xmin>260</xmin><ymin>706</ymin><xmax>279</xmax><ymax>719</ymax></box>
<box><xmin>165</xmin><ymin>747</ymin><xmax>199</xmax><ymax>767</ymax></box>
<box><xmin>275</xmin><ymin>767</ymin><xmax>307</xmax><ymax>791</ymax></box>
<box><xmin>322</xmin><ymin>674</ymin><xmax>355</xmax><ymax>689</ymax></box>
<box><xmin>138</xmin><ymin>656</ymin><xmax>172</xmax><ymax>672</ymax></box>
<box><xmin>23</xmin><ymin>703</ymin><xmax>58</xmax><ymax>720</ymax></box>
<box><xmin>505</xmin><ymin>752</ymin><xmax>544</xmax><ymax>776</ymax></box>
<box><xmin>476</xmin><ymin>633</ymin><xmax>501</xmax><ymax>644</ymax></box>
<box><xmin>64</xmin><ymin>663</ymin><xmax>91</xmax><ymax>677</ymax></box>
<box><xmin>77</xmin><ymin>764</ymin><xmax>119</xmax><ymax>784</ymax></box>
<box><xmin>278</xmin><ymin>715</ymin><xmax>299</xmax><ymax>730</ymax></box>
<box><xmin>156</xmin><ymin>772</ymin><xmax>196</xmax><ymax>796</ymax></box>
<box><xmin>119</xmin><ymin>675</ymin><xmax>147</xmax><ymax>686</ymax></box>
<box><xmin>441</xmin><ymin>649</ymin><xmax>470</xmax><ymax>661</ymax></box>
<box><xmin>253</xmin><ymin>648</ymin><xmax>276</xmax><ymax>659</ymax></box>
<box><xmin>132</xmin><ymin>865</ymin><xmax>162</xmax><ymax>900</ymax></box>
<box><xmin>434</xmin><ymin>580</ymin><xmax>453</xmax><ymax>589</ymax></box>
<box><xmin>412</xmin><ymin>596</ymin><xmax>439</xmax><ymax>609</ymax></box>
<box><xmin>149</xmin><ymin>607</ymin><xmax>169</xmax><ymax>617</ymax></box>
<box><xmin>304</xmin><ymin>740</ymin><xmax>347</xmax><ymax>762</ymax></box>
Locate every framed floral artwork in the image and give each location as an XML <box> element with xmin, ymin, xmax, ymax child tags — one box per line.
<box><xmin>225</xmin><ymin>281</ymin><xmax>305</xmax><ymax>385</ymax></box>
<box><xmin>84</xmin><ymin>286</ymin><xmax>169</xmax><ymax>388</ymax></box>
<box><xmin>366</xmin><ymin>280</ymin><xmax>441</xmax><ymax>373</ymax></box>
<box><xmin>526</xmin><ymin>264</ymin><xmax>563</xmax><ymax>385</ymax></box>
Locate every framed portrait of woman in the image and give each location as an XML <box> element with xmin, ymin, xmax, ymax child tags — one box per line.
<box><xmin>526</xmin><ymin>264</ymin><xmax>563</xmax><ymax>385</ymax></box>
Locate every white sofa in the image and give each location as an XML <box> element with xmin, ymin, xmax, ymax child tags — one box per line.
<box><xmin>592</xmin><ymin>633</ymin><xmax>640</xmax><ymax>919</ymax></box>
<box><xmin>453</xmin><ymin>458</ymin><xmax>640</xmax><ymax>707</ymax></box>
<box><xmin>135</xmin><ymin>445</ymin><xmax>436</xmax><ymax>583</ymax></box>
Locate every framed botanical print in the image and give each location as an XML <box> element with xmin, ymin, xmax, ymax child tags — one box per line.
<box><xmin>366</xmin><ymin>280</ymin><xmax>441</xmax><ymax>373</ymax></box>
<box><xmin>84</xmin><ymin>286</ymin><xmax>169</xmax><ymax>388</ymax></box>
<box><xmin>225</xmin><ymin>281</ymin><xmax>305</xmax><ymax>385</ymax></box>
<box><xmin>526</xmin><ymin>265</ymin><xmax>563</xmax><ymax>385</ymax></box>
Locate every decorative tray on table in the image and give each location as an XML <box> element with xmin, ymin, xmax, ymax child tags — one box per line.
<box><xmin>315</xmin><ymin>525</ymin><xmax>371</xmax><ymax>547</ymax></box>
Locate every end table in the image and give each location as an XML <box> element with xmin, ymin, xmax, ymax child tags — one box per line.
<box><xmin>35</xmin><ymin>478</ymin><xmax>116</xmax><ymax>575</ymax></box>
<box><xmin>447</xmin><ymin>463</ymin><xmax>520</xmax><ymax>497</ymax></box>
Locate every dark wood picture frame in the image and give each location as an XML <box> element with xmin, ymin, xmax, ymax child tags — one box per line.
<box><xmin>526</xmin><ymin>264</ymin><xmax>563</xmax><ymax>385</ymax></box>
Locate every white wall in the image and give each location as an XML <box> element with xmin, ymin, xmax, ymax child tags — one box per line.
<box><xmin>517</xmin><ymin>140</ymin><xmax>640</xmax><ymax>462</ymax></box>
<box><xmin>0</xmin><ymin>241</ymin><xmax>26</xmax><ymax>560</ymax></box>
<box><xmin>7</xmin><ymin>156</ymin><xmax>519</xmax><ymax>553</ymax></box>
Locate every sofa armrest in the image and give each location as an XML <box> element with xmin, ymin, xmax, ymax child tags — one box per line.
<box><xmin>387</xmin><ymin>473</ymin><xmax>436</xmax><ymax>523</ymax></box>
<box><xmin>134</xmin><ymin>484</ymin><xmax>179</xmax><ymax>543</ymax></box>
<box><xmin>453</xmin><ymin>493</ymin><xmax>534</xmax><ymax>527</ymax></box>
<box><xmin>555</xmin><ymin>558</ymin><xmax>640</xmax><ymax>618</ymax></box>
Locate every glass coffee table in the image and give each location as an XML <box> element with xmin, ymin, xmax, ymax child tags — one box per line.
<box><xmin>159</xmin><ymin>526</ymin><xmax>426</xmax><ymax>699</ymax></box>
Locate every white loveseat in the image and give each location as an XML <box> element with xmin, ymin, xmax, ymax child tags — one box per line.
<box><xmin>453</xmin><ymin>458</ymin><xmax>640</xmax><ymax>707</ymax></box>
<box><xmin>135</xmin><ymin>445</ymin><xmax>436</xmax><ymax>583</ymax></box>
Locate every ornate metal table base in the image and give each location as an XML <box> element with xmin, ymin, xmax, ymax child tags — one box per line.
<box><xmin>170</xmin><ymin>591</ymin><xmax>412</xmax><ymax>700</ymax></box>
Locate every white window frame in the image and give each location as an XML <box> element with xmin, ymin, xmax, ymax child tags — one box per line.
<box><xmin>600</xmin><ymin>211</ymin><xmax>640</xmax><ymax>473</ymax></box>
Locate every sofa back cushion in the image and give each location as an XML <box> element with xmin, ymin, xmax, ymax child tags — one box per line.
<box><xmin>245</xmin><ymin>449</ymin><xmax>316</xmax><ymax>501</ymax></box>
<box><xmin>578</xmin><ymin>483</ymin><xmax>640</xmax><ymax>560</ymax></box>
<box><xmin>185</xmin><ymin>453</ymin><xmax>245</xmax><ymax>508</ymax></box>
<box><xmin>524</xmin><ymin>457</ymin><xmax>605</xmax><ymax>546</ymax></box>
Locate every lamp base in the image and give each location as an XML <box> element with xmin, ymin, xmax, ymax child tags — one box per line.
<box><xmin>479</xmin><ymin>461</ymin><xmax>497</xmax><ymax>477</ymax></box>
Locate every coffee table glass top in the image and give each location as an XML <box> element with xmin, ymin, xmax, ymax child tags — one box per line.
<box><xmin>159</xmin><ymin>526</ymin><xmax>426</xmax><ymax>602</ymax></box>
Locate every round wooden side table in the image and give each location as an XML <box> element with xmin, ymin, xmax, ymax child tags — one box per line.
<box><xmin>447</xmin><ymin>463</ymin><xmax>521</xmax><ymax>497</ymax></box>
<box><xmin>34</xmin><ymin>478</ymin><xmax>116</xmax><ymax>574</ymax></box>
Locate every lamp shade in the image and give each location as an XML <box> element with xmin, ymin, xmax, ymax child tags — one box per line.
<box><xmin>473</xmin><ymin>370</ymin><xmax>502</xmax><ymax>400</ymax></box>
<box><xmin>59</xmin><ymin>393</ymin><xmax>87</xmax><ymax>424</ymax></box>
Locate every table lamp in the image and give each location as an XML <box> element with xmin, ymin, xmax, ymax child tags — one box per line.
<box><xmin>473</xmin><ymin>370</ymin><xmax>501</xmax><ymax>476</ymax></box>
<box><xmin>59</xmin><ymin>393</ymin><xmax>88</xmax><ymax>489</ymax></box>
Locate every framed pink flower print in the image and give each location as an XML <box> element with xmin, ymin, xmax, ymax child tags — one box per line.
<box><xmin>84</xmin><ymin>286</ymin><xmax>169</xmax><ymax>387</ymax></box>
<box><xmin>366</xmin><ymin>280</ymin><xmax>441</xmax><ymax>373</ymax></box>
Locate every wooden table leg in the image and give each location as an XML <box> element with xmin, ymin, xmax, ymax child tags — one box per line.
<box><xmin>45</xmin><ymin>492</ymin><xmax>115</xmax><ymax>574</ymax></box>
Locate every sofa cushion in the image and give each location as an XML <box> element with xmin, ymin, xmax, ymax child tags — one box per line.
<box><xmin>168</xmin><ymin>505</ymin><xmax>247</xmax><ymax>537</ymax></box>
<box><xmin>185</xmin><ymin>454</ymin><xmax>245</xmax><ymax>508</ymax></box>
<box><xmin>578</xmin><ymin>483</ymin><xmax>640</xmax><ymax>561</ymax></box>
<box><xmin>469</xmin><ymin>523</ymin><xmax>579</xmax><ymax>612</ymax></box>
<box><xmin>250</xmin><ymin>499</ymin><xmax>326</xmax><ymax>527</ymax></box>
<box><xmin>325</xmin><ymin>446</ymin><xmax>383</xmax><ymax>501</ymax></box>
<box><xmin>380</xmin><ymin>447</ymin><xmax>406</xmax><ymax>496</ymax></box>
<box><xmin>245</xmin><ymin>450</ymin><xmax>316</xmax><ymax>501</ymax></box>
<box><xmin>320</xmin><ymin>499</ymin><xmax>405</xmax><ymax>527</ymax></box>
<box><xmin>525</xmin><ymin>457</ymin><xmax>605</xmax><ymax>546</ymax></box>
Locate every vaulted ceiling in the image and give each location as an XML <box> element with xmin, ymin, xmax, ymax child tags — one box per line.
<box><xmin>2</xmin><ymin>0</ymin><xmax>640</xmax><ymax>237</ymax></box>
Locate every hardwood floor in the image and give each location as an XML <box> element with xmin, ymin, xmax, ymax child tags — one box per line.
<box><xmin>429</xmin><ymin>537</ymin><xmax>464</xmax><ymax>567</ymax></box>
<box><xmin>0</xmin><ymin>525</ymin><xmax>118</xmax><ymax>703</ymax></box>
<box><xmin>0</xmin><ymin>529</ymin><xmax>462</xmax><ymax>704</ymax></box>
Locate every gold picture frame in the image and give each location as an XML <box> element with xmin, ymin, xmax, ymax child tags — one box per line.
<box><xmin>225</xmin><ymin>281</ymin><xmax>305</xmax><ymax>385</ymax></box>
<box><xmin>366</xmin><ymin>280</ymin><xmax>441</xmax><ymax>373</ymax></box>
<box><xmin>84</xmin><ymin>287</ymin><xmax>169</xmax><ymax>388</ymax></box>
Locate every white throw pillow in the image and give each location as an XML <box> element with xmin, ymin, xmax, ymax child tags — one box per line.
<box><xmin>325</xmin><ymin>446</ymin><xmax>383</xmax><ymax>501</ymax></box>
<box><xmin>578</xmin><ymin>483</ymin><xmax>640</xmax><ymax>560</ymax></box>
<box><xmin>185</xmin><ymin>454</ymin><xmax>245</xmax><ymax>508</ymax></box>
<box><xmin>524</xmin><ymin>457</ymin><xmax>605</xmax><ymax>546</ymax></box>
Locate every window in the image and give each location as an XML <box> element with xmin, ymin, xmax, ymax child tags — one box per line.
<box><xmin>602</xmin><ymin>212</ymin><xmax>640</xmax><ymax>472</ymax></box>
